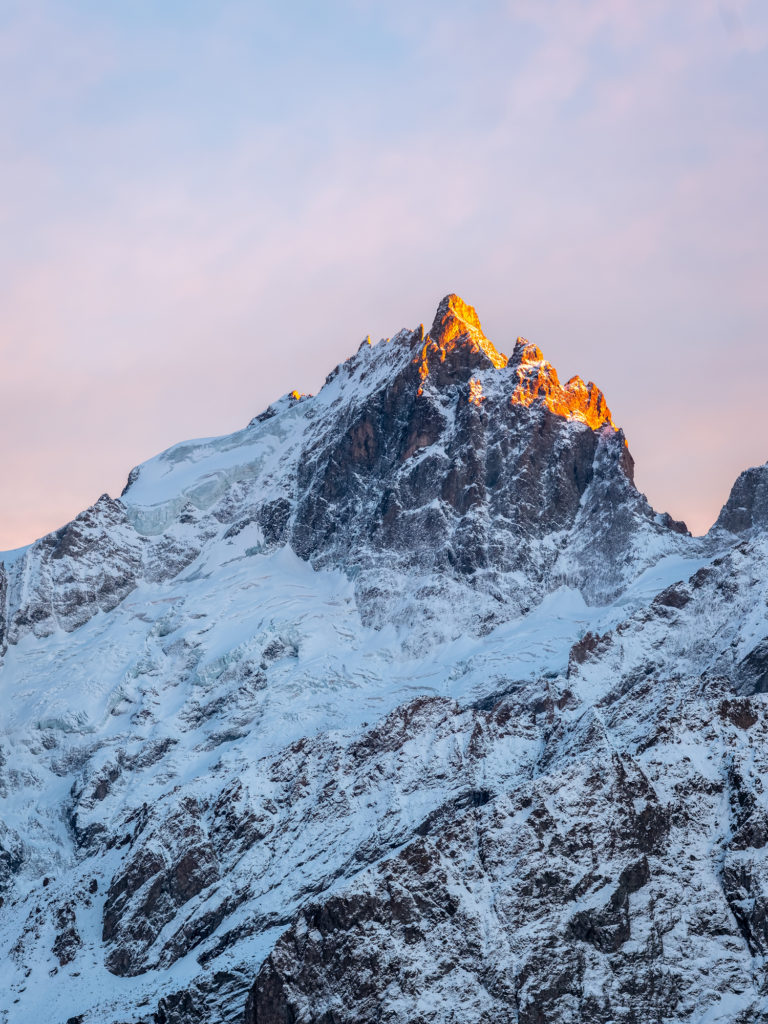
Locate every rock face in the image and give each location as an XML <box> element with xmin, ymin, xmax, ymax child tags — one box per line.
<box><xmin>242</xmin><ymin>671</ymin><xmax>768</xmax><ymax>1024</ymax></box>
<box><xmin>238</xmin><ymin>542</ymin><xmax>768</xmax><ymax>1024</ymax></box>
<box><xmin>289</xmin><ymin>295</ymin><xmax>686</xmax><ymax>632</ymax></box>
<box><xmin>0</xmin><ymin>295</ymin><xmax>766</xmax><ymax>1024</ymax></box>
<box><xmin>715</xmin><ymin>462</ymin><xmax>768</xmax><ymax>534</ymax></box>
<box><xmin>0</xmin><ymin>495</ymin><xmax>143</xmax><ymax>645</ymax></box>
<box><xmin>0</xmin><ymin>494</ymin><xmax>203</xmax><ymax>655</ymax></box>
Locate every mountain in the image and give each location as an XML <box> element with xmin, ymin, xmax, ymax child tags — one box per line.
<box><xmin>0</xmin><ymin>295</ymin><xmax>766</xmax><ymax>1024</ymax></box>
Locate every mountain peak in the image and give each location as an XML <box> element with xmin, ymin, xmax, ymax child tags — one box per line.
<box><xmin>511</xmin><ymin>337</ymin><xmax>545</xmax><ymax>365</ymax></box>
<box><xmin>714</xmin><ymin>462</ymin><xmax>768</xmax><ymax>535</ymax></box>
<box><xmin>430</xmin><ymin>293</ymin><xmax>483</xmax><ymax>339</ymax></box>
<box><xmin>508</xmin><ymin>335</ymin><xmax>615</xmax><ymax>432</ymax></box>
<box><xmin>428</xmin><ymin>293</ymin><xmax>507</xmax><ymax>369</ymax></box>
<box><xmin>414</xmin><ymin>294</ymin><xmax>507</xmax><ymax>388</ymax></box>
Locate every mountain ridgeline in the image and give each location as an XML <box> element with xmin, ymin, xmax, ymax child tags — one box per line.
<box><xmin>0</xmin><ymin>295</ymin><xmax>767</xmax><ymax>1024</ymax></box>
<box><xmin>2</xmin><ymin>294</ymin><xmax>688</xmax><ymax>652</ymax></box>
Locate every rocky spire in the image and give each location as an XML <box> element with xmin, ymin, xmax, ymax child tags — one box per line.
<box><xmin>414</xmin><ymin>294</ymin><xmax>507</xmax><ymax>387</ymax></box>
<box><xmin>508</xmin><ymin>336</ymin><xmax>616</xmax><ymax>432</ymax></box>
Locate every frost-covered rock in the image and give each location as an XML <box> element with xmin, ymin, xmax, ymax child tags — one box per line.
<box><xmin>2</xmin><ymin>494</ymin><xmax>143</xmax><ymax>642</ymax></box>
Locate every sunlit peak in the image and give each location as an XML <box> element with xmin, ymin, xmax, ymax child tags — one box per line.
<box><xmin>513</xmin><ymin>338</ymin><xmax>545</xmax><ymax>365</ymax></box>
<box><xmin>415</xmin><ymin>294</ymin><xmax>508</xmax><ymax>382</ymax></box>
<box><xmin>410</xmin><ymin>295</ymin><xmax>618</xmax><ymax>436</ymax></box>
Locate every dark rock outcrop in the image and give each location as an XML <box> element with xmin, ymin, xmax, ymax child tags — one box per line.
<box><xmin>735</xmin><ymin>638</ymin><xmax>768</xmax><ymax>695</ymax></box>
<box><xmin>3</xmin><ymin>495</ymin><xmax>144</xmax><ymax>641</ymax></box>
<box><xmin>103</xmin><ymin>797</ymin><xmax>221</xmax><ymax>976</ymax></box>
<box><xmin>289</xmin><ymin>295</ymin><xmax>685</xmax><ymax>626</ymax></box>
<box><xmin>715</xmin><ymin>462</ymin><xmax>768</xmax><ymax>534</ymax></box>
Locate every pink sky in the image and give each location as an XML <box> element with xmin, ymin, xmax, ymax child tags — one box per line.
<box><xmin>1</xmin><ymin>0</ymin><xmax>767</xmax><ymax>548</ymax></box>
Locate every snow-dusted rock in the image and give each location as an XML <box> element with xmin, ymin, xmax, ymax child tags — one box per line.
<box><xmin>715</xmin><ymin>462</ymin><xmax>768</xmax><ymax>535</ymax></box>
<box><xmin>0</xmin><ymin>295</ymin><xmax>766</xmax><ymax>1024</ymax></box>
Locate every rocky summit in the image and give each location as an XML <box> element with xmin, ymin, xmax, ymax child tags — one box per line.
<box><xmin>0</xmin><ymin>295</ymin><xmax>767</xmax><ymax>1024</ymax></box>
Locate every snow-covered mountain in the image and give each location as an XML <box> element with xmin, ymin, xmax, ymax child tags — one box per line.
<box><xmin>0</xmin><ymin>295</ymin><xmax>766</xmax><ymax>1024</ymax></box>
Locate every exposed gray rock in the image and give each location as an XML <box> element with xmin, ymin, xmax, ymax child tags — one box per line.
<box><xmin>243</xmin><ymin>674</ymin><xmax>768</xmax><ymax>1024</ymax></box>
<box><xmin>3</xmin><ymin>495</ymin><xmax>144</xmax><ymax>641</ymax></box>
<box><xmin>715</xmin><ymin>462</ymin><xmax>768</xmax><ymax>534</ymax></box>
